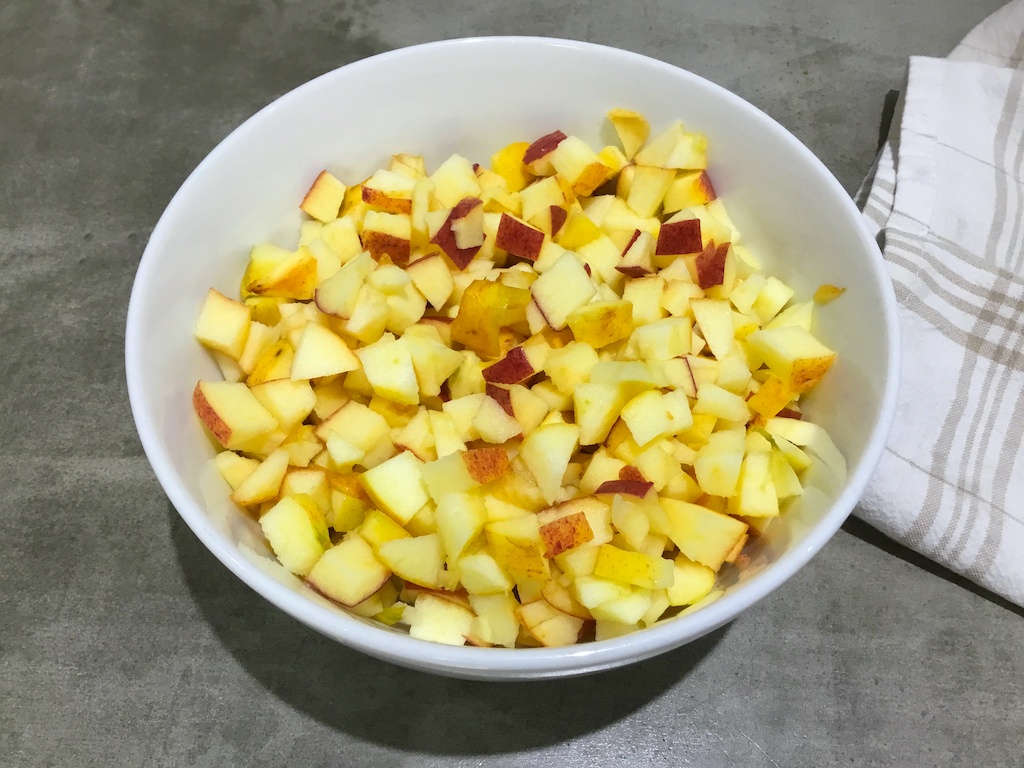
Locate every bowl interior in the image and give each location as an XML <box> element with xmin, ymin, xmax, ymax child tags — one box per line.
<box><xmin>126</xmin><ymin>37</ymin><xmax>898</xmax><ymax>679</ymax></box>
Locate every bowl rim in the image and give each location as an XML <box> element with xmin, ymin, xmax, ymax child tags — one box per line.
<box><xmin>125</xmin><ymin>35</ymin><xmax>901</xmax><ymax>679</ymax></box>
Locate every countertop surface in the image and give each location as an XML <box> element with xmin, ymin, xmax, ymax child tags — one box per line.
<box><xmin>2</xmin><ymin>1</ymin><xmax>1022</xmax><ymax>766</ymax></box>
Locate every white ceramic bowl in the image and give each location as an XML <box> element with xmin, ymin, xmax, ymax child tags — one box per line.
<box><xmin>126</xmin><ymin>37</ymin><xmax>900</xmax><ymax>680</ymax></box>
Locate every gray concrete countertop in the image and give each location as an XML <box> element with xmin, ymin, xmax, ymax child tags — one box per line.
<box><xmin>3</xmin><ymin>1</ymin><xmax>1021</xmax><ymax>766</ymax></box>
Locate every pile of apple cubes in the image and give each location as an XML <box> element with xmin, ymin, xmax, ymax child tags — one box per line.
<box><xmin>192</xmin><ymin>109</ymin><xmax>845</xmax><ymax>648</ymax></box>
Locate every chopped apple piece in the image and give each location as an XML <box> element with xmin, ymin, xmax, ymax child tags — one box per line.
<box><xmin>662</xmin><ymin>498</ymin><xmax>748</xmax><ymax>571</ymax></box>
<box><xmin>523</xmin><ymin>130</ymin><xmax>567</xmax><ymax>175</ymax></box>
<box><xmin>517</xmin><ymin>599</ymin><xmax>585</xmax><ymax>647</ymax></box>
<box><xmin>194</xmin><ymin>288</ymin><xmax>251</xmax><ymax>359</ymax></box>
<box><xmin>300</xmin><ymin>170</ymin><xmax>346</xmax><ymax>223</ymax></box>
<box><xmin>259</xmin><ymin>494</ymin><xmax>330</xmax><ymax>576</ymax></box>
<box><xmin>360</xmin><ymin>450</ymin><xmax>429</xmax><ymax>525</ymax></box>
<box><xmin>193</xmin><ymin>380</ymin><xmax>278</xmax><ymax>451</ymax></box>
<box><xmin>607</xmin><ymin>108</ymin><xmax>650</xmax><ymax>160</ymax></box>
<box><xmin>377</xmin><ymin>533</ymin><xmax>446</xmax><ymax>589</ymax></box>
<box><xmin>405</xmin><ymin>591</ymin><xmax>475</xmax><ymax>645</ymax></box>
<box><xmin>519</xmin><ymin>421</ymin><xmax>580</xmax><ymax>504</ymax></box>
<box><xmin>495</xmin><ymin>213</ymin><xmax>545</xmax><ymax>262</ymax></box>
<box><xmin>290</xmin><ymin>323</ymin><xmax>360</xmax><ymax>380</ymax></box>
<box><xmin>549</xmin><ymin>134</ymin><xmax>611</xmax><ymax>196</ymax></box>
<box><xmin>307</xmin><ymin>535</ymin><xmax>391</xmax><ymax>606</ymax></box>
<box><xmin>530</xmin><ymin>251</ymin><xmax>596</xmax><ymax>331</ymax></box>
<box><xmin>746</xmin><ymin>326</ymin><xmax>836</xmax><ymax>393</ymax></box>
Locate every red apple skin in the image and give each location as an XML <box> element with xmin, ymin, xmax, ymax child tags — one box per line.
<box><xmin>549</xmin><ymin>206</ymin><xmax>568</xmax><ymax>237</ymax></box>
<box><xmin>430</xmin><ymin>196</ymin><xmax>484</xmax><ymax>270</ymax></box>
<box><xmin>620</xmin><ymin>229</ymin><xmax>642</xmax><ymax>254</ymax></box>
<box><xmin>594</xmin><ymin>479</ymin><xmax>654</xmax><ymax>497</ymax></box>
<box><xmin>482</xmin><ymin>347</ymin><xmax>536</xmax><ymax>385</ymax></box>
<box><xmin>362</xmin><ymin>187</ymin><xmax>413</xmax><ymax>214</ymax></box>
<box><xmin>362</xmin><ymin>231</ymin><xmax>411</xmax><ymax>266</ymax></box>
<box><xmin>777</xmin><ymin>407</ymin><xmax>803</xmax><ymax>420</ymax></box>
<box><xmin>485</xmin><ymin>383</ymin><xmax>514</xmax><ymax>416</ymax></box>
<box><xmin>523</xmin><ymin>130</ymin><xmax>567</xmax><ymax>165</ymax></box>
<box><xmin>615</xmin><ymin>265</ymin><xmax>648</xmax><ymax>278</ymax></box>
<box><xmin>696</xmin><ymin>241</ymin><xmax>729</xmax><ymax>289</ymax></box>
<box><xmin>495</xmin><ymin>214</ymin><xmax>545</xmax><ymax>262</ymax></box>
<box><xmin>655</xmin><ymin>219</ymin><xmax>702</xmax><ymax>256</ymax></box>
<box><xmin>618</xmin><ymin>465</ymin><xmax>646</xmax><ymax>483</ymax></box>
<box><xmin>697</xmin><ymin>170</ymin><xmax>717</xmax><ymax>202</ymax></box>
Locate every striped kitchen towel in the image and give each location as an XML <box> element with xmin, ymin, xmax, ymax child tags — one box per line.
<box><xmin>857</xmin><ymin>0</ymin><xmax>1024</xmax><ymax>606</ymax></box>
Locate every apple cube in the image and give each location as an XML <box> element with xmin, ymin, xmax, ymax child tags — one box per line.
<box><xmin>665</xmin><ymin>556</ymin><xmax>716</xmax><ymax>607</ymax></box>
<box><xmin>529</xmin><ymin>252</ymin><xmax>596</xmax><ymax>331</ymax></box>
<box><xmin>490</xmin><ymin>141</ymin><xmax>533</xmax><ymax>192</ymax></box>
<box><xmin>745</xmin><ymin>326</ymin><xmax>836</xmax><ymax>393</ymax></box>
<box><xmin>259</xmin><ymin>494</ymin><xmax>330</xmax><ymax>576</ymax></box>
<box><xmin>244</xmin><ymin>247</ymin><xmax>318</xmax><ymax>300</ymax></box>
<box><xmin>402</xmin><ymin>591</ymin><xmax>474</xmax><ymax>645</ymax></box>
<box><xmin>194</xmin><ymin>288</ymin><xmax>251</xmax><ymax>360</ymax></box>
<box><xmin>693</xmin><ymin>429</ymin><xmax>745</xmax><ymax>497</ymax></box>
<box><xmin>523</xmin><ymin>130</ymin><xmax>567</xmax><ymax>175</ymax></box>
<box><xmin>495</xmin><ymin>213</ymin><xmax>545</xmax><ymax>262</ymax></box>
<box><xmin>592</xmin><ymin>544</ymin><xmax>674</xmax><ymax>590</ymax></box>
<box><xmin>543</xmin><ymin>341</ymin><xmax>599</xmax><ymax>396</ymax></box>
<box><xmin>430</xmin><ymin>153</ymin><xmax>482</xmax><ymax>208</ymax></box>
<box><xmin>485</xmin><ymin>515</ymin><xmax>550</xmax><ymax>583</ymax></box>
<box><xmin>549</xmin><ymin>134</ymin><xmax>611</xmax><ymax>196</ymax></box>
<box><xmin>430</xmin><ymin>196</ymin><xmax>485</xmax><ymax>270</ymax></box>
<box><xmin>405</xmin><ymin>253</ymin><xmax>455</xmax><ymax>310</ymax></box>
<box><xmin>566</xmin><ymin>300</ymin><xmax>634</xmax><ymax>349</ymax></box>
<box><xmin>662</xmin><ymin>497</ymin><xmax>747</xmax><ymax>571</ymax></box>
<box><xmin>193</xmin><ymin>380</ymin><xmax>278</xmax><ymax>451</ymax></box>
<box><xmin>300</xmin><ymin>170</ymin><xmax>346</xmax><ymax>223</ymax></box>
<box><xmin>434</xmin><ymin>492</ymin><xmax>487</xmax><ymax>560</ymax></box>
<box><xmin>690</xmin><ymin>298</ymin><xmax>734</xmax><ymax>360</ymax></box>
<box><xmin>352</xmin><ymin>333</ymin><xmax>417</xmax><ymax>406</ymax></box>
<box><xmin>361</xmin><ymin>168</ymin><xmax>415</xmax><ymax>214</ymax></box>
<box><xmin>693</xmin><ymin>383</ymin><xmax>750</xmax><ymax>423</ymax></box>
<box><xmin>361</xmin><ymin>210</ymin><xmax>412</xmax><ymax>266</ymax></box>
<box><xmin>732</xmin><ymin>450</ymin><xmax>779</xmax><ymax>518</ymax></box>
<box><xmin>459</xmin><ymin>551</ymin><xmax>515</xmax><ymax>595</ymax></box>
<box><xmin>359</xmin><ymin>450</ymin><xmax>429</xmax><ymax>525</ymax></box>
<box><xmin>307</xmin><ymin>535</ymin><xmax>391</xmax><ymax>606</ymax></box>
<box><xmin>377</xmin><ymin>533</ymin><xmax>446</xmax><ymax>589</ymax></box>
<box><xmin>469</xmin><ymin>593</ymin><xmax>521</xmax><ymax>647</ymax></box>
<box><xmin>517</xmin><ymin>599</ymin><xmax>585</xmax><ymax>647</ymax></box>
<box><xmin>519</xmin><ymin>421</ymin><xmax>580</xmax><ymax>504</ymax></box>
<box><xmin>607</xmin><ymin>108</ymin><xmax>650</xmax><ymax>160</ymax></box>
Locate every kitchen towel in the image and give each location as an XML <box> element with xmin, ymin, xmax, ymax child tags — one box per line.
<box><xmin>856</xmin><ymin>0</ymin><xmax>1024</xmax><ymax>606</ymax></box>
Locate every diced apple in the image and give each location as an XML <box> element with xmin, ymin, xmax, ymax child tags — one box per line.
<box><xmin>259</xmin><ymin>494</ymin><xmax>330</xmax><ymax>576</ymax></box>
<box><xmin>666</xmin><ymin>555</ymin><xmax>716</xmax><ymax>606</ymax></box>
<box><xmin>495</xmin><ymin>213</ymin><xmax>545</xmax><ymax>263</ymax></box>
<box><xmin>662</xmin><ymin>497</ymin><xmax>748</xmax><ymax>571</ymax></box>
<box><xmin>607</xmin><ymin>108</ymin><xmax>650</xmax><ymax>160</ymax></box>
<box><xmin>377</xmin><ymin>533</ymin><xmax>446</xmax><ymax>589</ymax></box>
<box><xmin>459</xmin><ymin>551</ymin><xmax>515</xmax><ymax>595</ymax></box>
<box><xmin>549</xmin><ymin>134</ymin><xmax>611</xmax><ymax>196</ymax></box>
<box><xmin>693</xmin><ymin>429</ymin><xmax>745</xmax><ymax>497</ymax></box>
<box><xmin>523</xmin><ymin>130</ymin><xmax>567</xmax><ymax>175</ymax></box>
<box><xmin>307</xmin><ymin>535</ymin><xmax>391</xmax><ymax>606</ymax></box>
<box><xmin>194</xmin><ymin>288</ymin><xmax>251</xmax><ymax>360</ymax></box>
<box><xmin>519</xmin><ymin>421</ymin><xmax>580</xmax><ymax>504</ymax></box>
<box><xmin>745</xmin><ymin>326</ymin><xmax>836</xmax><ymax>393</ymax></box>
<box><xmin>193</xmin><ymin>380</ymin><xmax>278</xmax><ymax>451</ymax></box>
<box><xmin>517</xmin><ymin>599</ymin><xmax>585</xmax><ymax>647</ymax></box>
<box><xmin>405</xmin><ymin>591</ymin><xmax>474</xmax><ymax>645</ymax></box>
<box><xmin>300</xmin><ymin>170</ymin><xmax>346</xmax><ymax>223</ymax></box>
<box><xmin>530</xmin><ymin>251</ymin><xmax>596</xmax><ymax>331</ymax></box>
<box><xmin>359</xmin><ymin>450</ymin><xmax>429</xmax><ymax>525</ymax></box>
<box><xmin>690</xmin><ymin>297</ymin><xmax>734</xmax><ymax>360</ymax></box>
